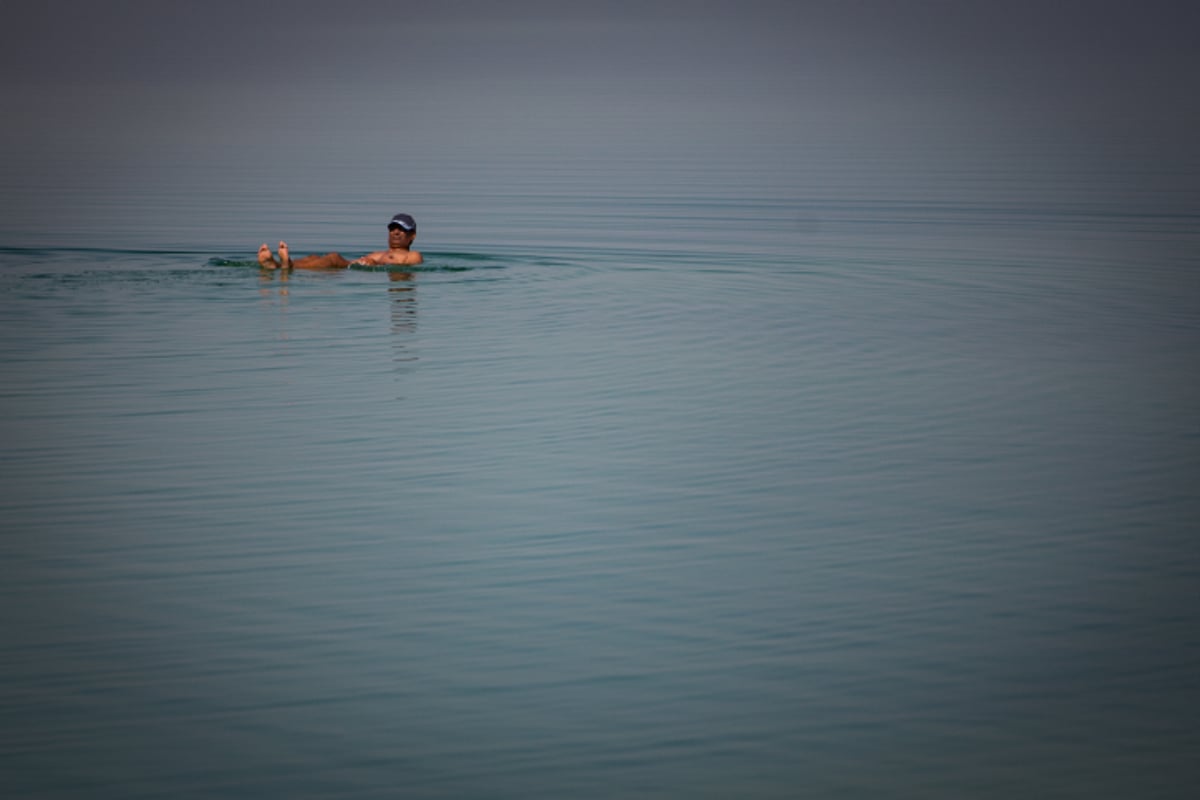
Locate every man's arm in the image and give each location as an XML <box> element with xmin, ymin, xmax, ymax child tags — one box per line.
<box><xmin>350</xmin><ymin>251</ymin><xmax>385</xmax><ymax>266</ymax></box>
<box><xmin>353</xmin><ymin>250</ymin><xmax>423</xmax><ymax>266</ymax></box>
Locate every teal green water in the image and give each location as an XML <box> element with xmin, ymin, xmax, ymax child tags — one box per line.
<box><xmin>2</xmin><ymin>154</ymin><xmax>1199</xmax><ymax>798</ymax></box>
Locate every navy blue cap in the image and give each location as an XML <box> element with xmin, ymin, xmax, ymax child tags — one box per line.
<box><xmin>388</xmin><ymin>213</ymin><xmax>416</xmax><ymax>232</ymax></box>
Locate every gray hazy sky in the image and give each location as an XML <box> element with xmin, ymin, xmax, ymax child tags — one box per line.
<box><xmin>6</xmin><ymin>1</ymin><xmax>1197</xmax><ymax>139</ymax></box>
<box><xmin>2</xmin><ymin>0</ymin><xmax>1198</xmax><ymax>233</ymax></box>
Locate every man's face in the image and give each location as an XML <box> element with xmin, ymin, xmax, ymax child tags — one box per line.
<box><xmin>388</xmin><ymin>226</ymin><xmax>413</xmax><ymax>247</ymax></box>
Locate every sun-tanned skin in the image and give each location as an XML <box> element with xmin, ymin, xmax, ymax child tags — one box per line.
<box><xmin>357</xmin><ymin>226</ymin><xmax>424</xmax><ymax>266</ymax></box>
<box><xmin>257</xmin><ymin>226</ymin><xmax>422</xmax><ymax>270</ymax></box>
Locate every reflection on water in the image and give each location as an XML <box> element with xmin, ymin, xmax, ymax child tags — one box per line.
<box><xmin>258</xmin><ymin>265</ymin><xmax>291</xmax><ymax>300</ymax></box>
<box><xmin>390</xmin><ymin>272</ymin><xmax>418</xmax><ymax>373</ymax></box>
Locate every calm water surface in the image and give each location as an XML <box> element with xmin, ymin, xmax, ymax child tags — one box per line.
<box><xmin>2</xmin><ymin>150</ymin><xmax>1198</xmax><ymax>798</ymax></box>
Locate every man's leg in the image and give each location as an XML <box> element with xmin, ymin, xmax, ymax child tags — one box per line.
<box><xmin>280</xmin><ymin>242</ymin><xmax>350</xmax><ymax>269</ymax></box>
<box><xmin>292</xmin><ymin>253</ymin><xmax>351</xmax><ymax>269</ymax></box>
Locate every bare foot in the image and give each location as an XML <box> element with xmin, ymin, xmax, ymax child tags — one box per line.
<box><xmin>257</xmin><ymin>243</ymin><xmax>279</xmax><ymax>269</ymax></box>
<box><xmin>278</xmin><ymin>241</ymin><xmax>292</xmax><ymax>269</ymax></box>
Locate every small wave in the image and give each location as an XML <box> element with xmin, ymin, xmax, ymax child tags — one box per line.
<box><xmin>205</xmin><ymin>260</ymin><xmax>489</xmax><ymax>273</ymax></box>
<box><xmin>432</xmin><ymin>251</ymin><xmax>504</xmax><ymax>263</ymax></box>
<box><xmin>351</xmin><ymin>264</ymin><xmax>475</xmax><ymax>273</ymax></box>
<box><xmin>4</xmin><ymin>247</ymin><xmax>529</xmax><ymax>274</ymax></box>
<box><xmin>417</xmin><ymin>252</ymin><xmax>516</xmax><ymax>272</ymax></box>
<box><xmin>208</xmin><ymin>257</ymin><xmax>259</xmax><ymax>267</ymax></box>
